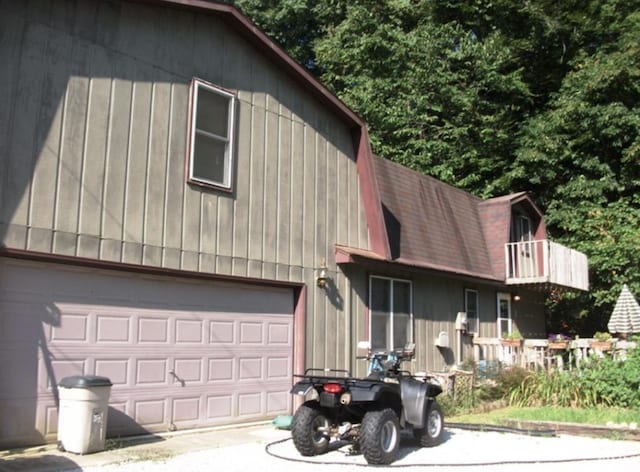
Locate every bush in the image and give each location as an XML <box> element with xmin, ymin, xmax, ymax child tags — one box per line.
<box><xmin>510</xmin><ymin>343</ymin><xmax>640</xmax><ymax>409</ymax></box>
<box><xmin>476</xmin><ymin>366</ymin><xmax>530</xmax><ymax>403</ymax></box>
<box><xmin>579</xmin><ymin>345</ymin><xmax>640</xmax><ymax>408</ymax></box>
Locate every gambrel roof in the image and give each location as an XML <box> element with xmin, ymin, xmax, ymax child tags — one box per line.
<box><xmin>337</xmin><ymin>156</ymin><xmax>547</xmax><ymax>282</ymax></box>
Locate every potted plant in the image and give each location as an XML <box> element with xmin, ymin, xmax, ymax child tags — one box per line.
<box><xmin>547</xmin><ymin>333</ymin><xmax>570</xmax><ymax>350</ymax></box>
<box><xmin>590</xmin><ymin>332</ymin><xmax>613</xmax><ymax>350</ymax></box>
<box><xmin>501</xmin><ymin>329</ymin><xmax>523</xmax><ymax>347</ymax></box>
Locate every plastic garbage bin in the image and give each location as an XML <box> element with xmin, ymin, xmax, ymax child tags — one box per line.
<box><xmin>57</xmin><ymin>375</ymin><xmax>112</xmax><ymax>454</ymax></box>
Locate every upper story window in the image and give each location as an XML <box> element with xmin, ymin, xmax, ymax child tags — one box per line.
<box><xmin>512</xmin><ymin>214</ymin><xmax>532</xmax><ymax>242</ymax></box>
<box><xmin>369</xmin><ymin>276</ymin><xmax>413</xmax><ymax>352</ymax></box>
<box><xmin>188</xmin><ymin>79</ymin><xmax>236</xmax><ymax>190</ymax></box>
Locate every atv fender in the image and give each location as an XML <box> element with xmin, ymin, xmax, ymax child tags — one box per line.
<box><xmin>400</xmin><ymin>378</ymin><xmax>428</xmax><ymax>428</ymax></box>
<box><xmin>400</xmin><ymin>378</ymin><xmax>443</xmax><ymax>428</ymax></box>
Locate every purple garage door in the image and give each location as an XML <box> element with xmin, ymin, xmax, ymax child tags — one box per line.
<box><xmin>0</xmin><ymin>258</ymin><xmax>293</xmax><ymax>448</ymax></box>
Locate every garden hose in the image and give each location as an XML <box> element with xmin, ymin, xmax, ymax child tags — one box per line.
<box><xmin>264</xmin><ymin>424</ymin><xmax>640</xmax><ymax>467</ymax></box>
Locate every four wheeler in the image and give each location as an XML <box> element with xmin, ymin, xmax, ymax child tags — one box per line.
<box><xmin>289</xmin><ymin>342</ymin><xmax>445</xmax><ymax>465</ymax></box>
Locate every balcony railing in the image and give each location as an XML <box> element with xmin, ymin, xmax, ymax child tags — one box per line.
<box><xmin>505</xmin><ymin>240</ymin><xmax>589</xmax><ymax>291</ymax></box>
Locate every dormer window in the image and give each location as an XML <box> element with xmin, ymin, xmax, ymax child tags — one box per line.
<box><xmin>188</xmin><ymin>79</ymin><xmax>236</xmax><ymax>190</ymax></box>
<box><xmin>513</xmin><ymin>214</ymin><xmax>532</xmax><ymax>243</ymax></box>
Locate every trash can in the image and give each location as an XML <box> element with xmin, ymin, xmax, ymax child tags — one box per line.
<box><xmin>57</xmin><ymin>375</ymin><xmax>112</xmax><ymax>454</ymax></box>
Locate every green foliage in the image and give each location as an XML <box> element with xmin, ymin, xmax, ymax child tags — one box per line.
<box><xmin>502</xmin><ymin>330</ymin><xmax>523</xmax><ymax>340</ymax></box>
<box><xmin>579</xmin><ymin>347</ymin><xmax>640</xmax><ymax>408</ymax></box>
<box><xmin>476</xmin><ymin>366</ymin><xmax>530</xmax><ymax>403</ymax></box>
<box><xmin>510</xmin><ymin>370</ymin><xmax>600</xmax><ymax>408</ymax></box>
<box><xmin>450</xmin><ymin>406</ymin><xmax>640</xmax><ymax>427</ymax></box>
<box><xmin>314</xmin><ymin>1</ymin><xmax>531</xmax><ymax>195</ymax></box>
<box><xmin>511</xmin><ymin>346</ymin><xmax>640</xmax><ymax>409</ymax></box>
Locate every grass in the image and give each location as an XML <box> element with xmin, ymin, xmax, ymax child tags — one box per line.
<box><xmin>449</xmin><ymin>406</ymin><xmax>640</xmax><ymax>427</ymax></box>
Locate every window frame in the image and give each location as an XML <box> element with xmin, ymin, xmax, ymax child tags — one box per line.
<box><xmin>368</xmin><ymin>275</ymin><xmax>414</xmax><ymax>352</ymax></box>
<box><xmin>464</xmin><ymin>288</ymin><xmax>479</xmax><ymax>335</ymax></box>
<box><xmin>187</xmin><ymin>78</ymin><xmax>237</xmax><ymax>191</ymax></box>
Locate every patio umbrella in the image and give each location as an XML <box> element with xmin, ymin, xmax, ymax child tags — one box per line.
<box><xmin>607</xmin><ymin>284</ymin><xmax>640</xmax><ymax>335</ymax></box>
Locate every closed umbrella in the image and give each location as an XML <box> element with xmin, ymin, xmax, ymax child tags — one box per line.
<box><xmin>607</xmin><ymin>284</ymin><xmax>640</xmax><ymax>335</ymax></box>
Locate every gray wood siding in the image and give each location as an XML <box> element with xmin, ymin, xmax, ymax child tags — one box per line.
<box><xmin>0</xmin><ymin>1</ymin><xmax>369</xmax><ymax>369</ymax></box>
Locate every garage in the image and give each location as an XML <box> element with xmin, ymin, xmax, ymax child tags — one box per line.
<box><xmin>0</xmin><ymin>258</ymin><xmax>295</xmax><ymax>448</ymax></box>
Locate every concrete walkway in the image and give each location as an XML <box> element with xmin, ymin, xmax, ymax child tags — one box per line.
<box><xmin>1</xmin><ymin>421</ymin><xmax>640</xmax><ymax>472</ymax></box>
<box><xmin>0</xmin><ymin>421</ymin><xmax>288</xmax><ymax>472</ymax></box>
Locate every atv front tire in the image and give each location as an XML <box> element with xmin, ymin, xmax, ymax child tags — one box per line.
<box><xmin>291</xmin><ymin>402</ymin><xmax>331</xmax><ymax>456</ymax></box>
<box><xmin>360</xmin><ymin>408</ymin><xmax>400</xmax><ymax>465</ymax></box>
<box><xmin>413</xmin><ymin>400</ymin><xmax>444</xmax><ymax>447</ymax></box>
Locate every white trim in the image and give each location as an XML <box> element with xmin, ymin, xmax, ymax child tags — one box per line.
<box><xmin>188</xmin><ymin>79</ymin><xmax>236</xmax><ymax>189</ymax></box>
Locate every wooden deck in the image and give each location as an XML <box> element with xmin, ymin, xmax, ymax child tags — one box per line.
<box><xmin>472</xmin><ymin>337</ymin><xmax>637</xmax><ymax>372</ymax></box>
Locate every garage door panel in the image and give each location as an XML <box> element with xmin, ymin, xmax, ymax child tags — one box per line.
<box><xmin>0</xmin><ymin>258</ymin><xmax>294</xmax><ymax>447</ymax></box>
<box><xmin>134</xmin><ymin>399</ymin><xmax>167</xmax><ymax>426</ymax></box>
<box><xmin>176</xmin><ymin>319</ymin><xmax>204</xmax><ymax>343</ymax></box>
<box><xmin>95</xmin><ymin>359</ymin><xmax>129</xmax><ymax>385</ymax></box>
<box><xmin>136</xmin><ymin>359</ymin><xmax>169</xmax><ymax>385</ymax></box>
<box><xmin>138</xmin><ymin>317</ymin><xmax>169</xmax><ymax>343</ymax></box>
<box><xmin>96</xmin><ymin>316</ymin><xmax>131</xmax><ymax>342</ymax></box>
<box><xmin>209</xmin><ymin>320</ymin><xmax>234</xmax><ymax>343</ymax></box>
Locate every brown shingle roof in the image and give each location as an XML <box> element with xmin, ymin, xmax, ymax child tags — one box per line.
<box><xmin>370</xmin><ymin>155</ymin><xmax>498</xmax><ymax>280</ymax></box>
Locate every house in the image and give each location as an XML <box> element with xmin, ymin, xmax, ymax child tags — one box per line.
<box><xmin>0</xmin><ymin>0</ymin><xmax>588</xmax><ymax>448</ymax></box>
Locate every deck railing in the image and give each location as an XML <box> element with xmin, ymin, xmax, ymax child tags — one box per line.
<box><xmin>472</xmin><ymin>337</ymin><xmax>636</xmax><ymax>372</ymax></box>
<box><xmin>505</xmin><ymin>240</ymin><xmax>589</xmax><ymax>291</ymax></box>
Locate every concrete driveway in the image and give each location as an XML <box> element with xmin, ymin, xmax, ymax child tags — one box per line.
<box><xmin>2</xmin><ymin>422</ymin><xmax>639</xmax><ymax>472</ymax></box>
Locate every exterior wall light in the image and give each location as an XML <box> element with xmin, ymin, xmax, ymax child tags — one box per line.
<box><xmin>316</xmin><ymin>260</ymin><xmax>328</xmax><ymax>288</ymax></box>
<box><xmin>513</xmin><ymin>293</ymin><xmax>521</xmax><ymax>302</ymax></box>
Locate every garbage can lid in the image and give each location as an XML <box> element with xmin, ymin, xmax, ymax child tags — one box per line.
<box><xmin>59</xmin><ymin>375</ymin><xmax>113</xmax><ymax>388</ymax></box>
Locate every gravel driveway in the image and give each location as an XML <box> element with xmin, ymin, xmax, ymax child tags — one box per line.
<box><xmin>79</xmin><ymin>427</ymin><xmax>640</xmax><ymax>472</ymax></box>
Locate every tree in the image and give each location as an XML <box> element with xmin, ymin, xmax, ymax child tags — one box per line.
<box><xmin>315</xmin><ymin>0</ymin><xmax>531</xmax><ymax>195</ymax></box>
<box><xmin>505</xmin><ymin>10</ymin><xmax>640</xmax><ymax>334</ymax></box>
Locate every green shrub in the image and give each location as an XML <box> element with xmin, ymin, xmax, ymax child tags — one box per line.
<box><xmin>510</xmin><ymin>344</ymin><xmax>640</xmax><ymax>409</ymax></box>
<box><xmin>476</xmin><ymin>366</ymin><xmax>530</xmax><ymax>403</ymax></box>
<box><xmin>579</xmin><ymin>346</ymin><xmax>640</xmax><ymax>408</ymax></box>
<box><xmin>509</xmin><ymin>369</ymin><xmax>597</xmax><ymax>408</ymax></box>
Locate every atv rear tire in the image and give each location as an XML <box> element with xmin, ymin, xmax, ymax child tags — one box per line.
<box><xmin>413</xmin><ymin>400</ymin><xmax>444</xmax><ymax>447</ymax></box>
<box><xmin>291</xmin><ymin>402</ymin><xmax>331</xmax><ymax>456</ymax></box>
<box><xmin>360</xmin><ymin>408</ymin><xmax>400</xmax><ymax>465</ymax></box>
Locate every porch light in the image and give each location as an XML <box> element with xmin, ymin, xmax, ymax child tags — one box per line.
<box><xmin>513</xmin><ymin>293</ymin><xmax>521</xmax><ymax>302</ymax></box>
<box><xmin>316</xmin><ymin>259</ymin><xmax>328</xmax><ymax>288</ymax></box>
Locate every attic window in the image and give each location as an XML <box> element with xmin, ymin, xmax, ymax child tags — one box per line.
<box><xmin>188</xmin><ymin>79</ymin><xmax>236</xmax><ymax>190</ymax></box>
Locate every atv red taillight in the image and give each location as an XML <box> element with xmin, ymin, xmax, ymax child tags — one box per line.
<box><xmin>323</xmin><ymin>383</ymin><xmax>343</xmax><ymax>394</ymax></box>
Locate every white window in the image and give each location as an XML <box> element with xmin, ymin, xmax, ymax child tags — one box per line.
<box><xmin>465</xmin><ymin>289</ymin><xmax>479</xmax><ymax>334</ymax></box>
<box><xmin>188</xmin><ymin>79</ymin><xmax>236</xmax><ymax>189</ymax></box>
<box><xmin>497</xmin><ymin>292</ymin><xmax>512</xmax><ymax>338</ymax></box>
<box><xmin>369</xmin><ymin>276</ymin><xmax>413</xmax><ymax>352</ymax></box>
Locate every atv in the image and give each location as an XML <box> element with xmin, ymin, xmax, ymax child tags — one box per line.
<box><xmin>289</xmin><ymin>342</ymin><xmax>444</xmax><ymax>465</ymax></box>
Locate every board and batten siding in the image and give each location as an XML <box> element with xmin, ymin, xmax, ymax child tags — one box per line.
<box><xmin>0</xmin><ymin>1</ymin><xmax>369</xmax><ymax>370</ymax></box>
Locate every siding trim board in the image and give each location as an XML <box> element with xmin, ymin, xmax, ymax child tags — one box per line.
<box><xmin>0</xmin><ymin>247</ymin><xmax>303</xmax><ymax>291</ymax></box>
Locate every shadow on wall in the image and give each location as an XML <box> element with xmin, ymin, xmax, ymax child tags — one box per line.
<box><xmin>437</xmin><ymin>346</ymin><xmax>455</xmax><ymax>367</ymax></box>
<box><xmin>0</xmin><ymin>295</ymin><xmax>62</xmax><ymax>449</ymax></box>
<box><xmin>107</xmin><ymin>407</ymin><xmax>155</xmax><ymax>439</ymax></box>
<box><xmin>323</xmin><ymin>275</ymin><xmax>344</xmax><ymax>311</ymax></box>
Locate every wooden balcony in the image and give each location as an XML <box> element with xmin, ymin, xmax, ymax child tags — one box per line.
<box><xmin>505</xmin><ymin>240</ymin><xmax>589</xmax><ymax>291</ymax></box>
